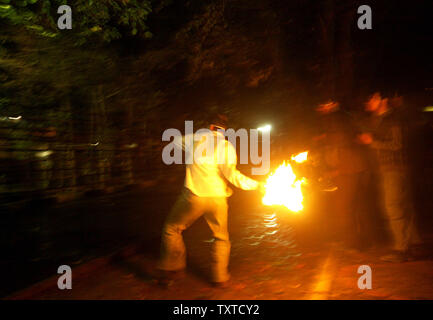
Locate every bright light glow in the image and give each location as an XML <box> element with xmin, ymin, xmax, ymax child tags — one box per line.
<box><xmin>257</xmin><ymin>124</ymin><xmax>272</xmax><ymax>132</ymax></box>
<box><xmin>1</xmin><ymin>116</ymin><xmax>22</xmax><ymax>121</ymax></box>
<box><xmin>291</xmin><ymin>151</ymin><xmax>308</xmax><ymax>163</ymax></box>
<box><xmin>35</xmin><ymin>150</ymin><xmax>53</xmax><ymax>158</ymax></box>
<box><xmin>262</xmin><ymin>161</ymin><xmax>307</xmax><ymax>212</ymax></box>
<box><xmin>125</xmin><ymin>143</ymin><xmax>138</xmax><ymax>149</ymax></box>
<box><xmin>423</xmin><ymin>106</ymin><xmax>433</xmax><ymax>112</ymax></box>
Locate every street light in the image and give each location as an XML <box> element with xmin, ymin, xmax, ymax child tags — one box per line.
<box><xmin>257</xmin><ymin>124</ymin><xmax>272</xmax><ymax>132</ymax></box>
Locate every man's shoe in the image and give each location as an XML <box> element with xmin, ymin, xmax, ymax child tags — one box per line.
<box><xmin>380</xmin><ymin>251</ymin><xmax>410</xmax><ymax>263</ymax></box>
<box><xmin>155</xmin><ymin>270</ymin><xmax>184</xmax><ymax>287</ymax></box>
<box><xmin>157</xmin><ymin>278</ymin><xmax>174</xmax><ymax>287</ymax></box>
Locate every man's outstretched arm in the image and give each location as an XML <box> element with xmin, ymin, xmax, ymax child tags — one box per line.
<box><xmin>219</xmin><ymin>141</ymin><xmax>259</xmax><ymax>190</ymax></box>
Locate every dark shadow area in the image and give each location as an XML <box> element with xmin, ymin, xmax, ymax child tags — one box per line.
<box><xmin>1</xmin><ymin>0</ymin><xmax>433</xmax><ymax>299</ymax></box>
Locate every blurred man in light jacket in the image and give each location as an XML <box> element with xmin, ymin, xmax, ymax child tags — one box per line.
<box><xmin>158</xmin><ymin>116</ymin><xmax>262</xmax><ymax>286</ymax></box>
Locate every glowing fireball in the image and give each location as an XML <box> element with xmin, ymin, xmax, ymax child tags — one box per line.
<box><xmin>262</xmin><ymin>152</ymin><xmax>308</xmax><ymax>212</ymax></box>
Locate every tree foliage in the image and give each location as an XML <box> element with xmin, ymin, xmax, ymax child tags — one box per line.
<box><xmin>0</xmin><ymin>0</ymin><xmax>175</xmax><ymax>117</ymax></box>
<box><xmin>0</xmin><ymin>0</ymin><xmax>159</xmax><ymax>44</ymax></box>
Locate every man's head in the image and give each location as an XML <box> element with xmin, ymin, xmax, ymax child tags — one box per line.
<box><xmin>209</xmin><ymin>113</ymin><xmax>228</xmax><ymax>131</ymax></box>
<box><xmin>365</xmin><ymin>92</ymin><xmax>389</xmax><ymax>116</ymax></box>
<box><xmin>316</xmin><ymin>100</ymin><xmax>340</xmax><ymax>114</ymax></box>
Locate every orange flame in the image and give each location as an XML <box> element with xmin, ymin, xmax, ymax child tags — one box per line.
<box><xmin>262</xmin><ymin>152</ymin><xmax>308</xmax><ymax>212</ymax></box>
<box><xmin>291</xmin><ymin>151</ymin><xmax>308</xmax><ymax>163</ymax></box>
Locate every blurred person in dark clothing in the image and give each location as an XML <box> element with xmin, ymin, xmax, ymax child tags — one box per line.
<box><xmin>313</xmin><ymin>101</ymin><xmax>372</xmax><ymax>250</ymax></box>
<box><xmin>359</xmin><ymin>93</ymin><xmax>422</xmax><ymax>262</ymax></box>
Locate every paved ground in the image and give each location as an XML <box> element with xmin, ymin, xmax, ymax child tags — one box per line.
<box><xmin>6</xmin><ymin>210</ymin><xmax>433</xmax><ymax>300</ymax></box>
<box><xmin>3</xmin><ymin>179</ymin><xmax>433</xmax><ymax>300</ymax></box>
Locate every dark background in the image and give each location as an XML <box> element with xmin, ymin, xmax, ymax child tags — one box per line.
<box><xmin>0</xmin><ymin>0</ymin><xmax>432</xmax><ymax>297</ymax></box>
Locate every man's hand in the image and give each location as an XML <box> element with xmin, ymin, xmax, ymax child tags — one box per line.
<box><xmin>357</xmin><ymin>133</ymin><xmax>373</xmax><ymax>145</ymax></box>
<box><xmin>258</xmin><ymin>181</ymin><xmax>266</xmax><ymax>194</ymax></box>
